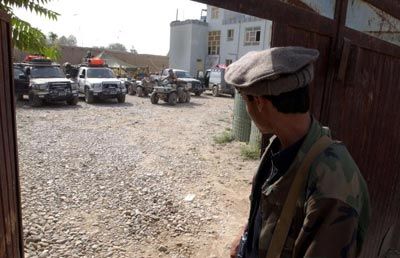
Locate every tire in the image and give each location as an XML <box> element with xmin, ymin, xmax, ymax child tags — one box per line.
<box><xmin>117</xmin><ymin>94</ymin><xmax>126</xmax><ymax>103</ymax></box>
<box><xmin>85</xmin><ymin>88</ymin><xmax>94</xmax><ymax>103</ymax></box>
<box><xmin>195</xmin><ymin>91</ymin><xmax>201</xmax><ymax>96</ymax></box>
<box><xmin>17</xmin><ymin>93</ymin><xmax>24</xmax><ymax>101</ymax></box>
<box><xmin>29</xmin><ymin>94</ymin><xmax>43</xmax><ymax>107</ymax></box>
<box><xmin>128</xmin><ymin>85</ymin><xmax>136</xmax><ymax>95</ymax></box>
<box><xmin>168</xmin><ymin>92</ymin><xmax>177</xmax><ymax>106</ymax></box>
<box><xmin>185</xmin><ymin>92</ymin><xmax>191</xmax><ymax>103</ymax></box>
<box><xmin>212</xmin><ymin>85</ymin><xmax>219</xmax><ymax>97</ymax></box>
<box><xmin>67</xmin><ymin>97</ymin><xmax>78</xmax><ymax>105</ymax></box>
<box><xmin>137</xmin><ymin>87</ymin><xmax>144</xmax><ymax>97</ymax></box>
<box><xmin>178</xmin><ymin>92</ymin><xmax>187</xmax><ymax>103</ymax></box>
<box><xmin>150</xmin><ymin>92</ymin><xmax>159</xmax><ymax>104</ymax></box>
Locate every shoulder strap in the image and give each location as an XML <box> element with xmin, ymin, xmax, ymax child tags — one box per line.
<box><xmin>266</xmin><ymin>135</ymin><xmax>334</xmax><ymax>258</ymax></box>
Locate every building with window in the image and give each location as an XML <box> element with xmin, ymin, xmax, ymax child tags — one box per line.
<box><xmin>169</xmin><ymin>5</ymin><xmax>272</xmax><ymax>76</ymax></box>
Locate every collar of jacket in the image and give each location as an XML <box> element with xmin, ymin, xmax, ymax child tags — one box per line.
<box><xmin>260</xmin><ymin>118</ymin><xmax>331</xmax><ymax>196</ymax></box>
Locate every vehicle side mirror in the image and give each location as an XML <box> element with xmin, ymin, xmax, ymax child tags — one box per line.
<box><xmin>25</xmin><ymin>68</ymin><xmax>31</xmax><ymax>76</ymax></box>
<box><xmin>79</xmin><ymin>74</ymin><xmax>85</xmax><ymax>79</ymax></box>
<box><xmin>66</xmin><ymin>74</ymin><xmax>71</xmax><ymax>79</ymax></box>
<box><xmin>117</xmin><ymin>75</ymin><xmax>121</xmax><ymax>79</ymax></box>
<box><xmin>18</xmin><ymin>74</ymin><xmax>27</xmax><ymax>80</ymax></box>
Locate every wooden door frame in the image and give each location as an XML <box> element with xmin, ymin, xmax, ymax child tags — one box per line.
<box><xmin>0</xmin><ymin>9</ymin><xmax>24</xmax><ymax>258</ymax></box>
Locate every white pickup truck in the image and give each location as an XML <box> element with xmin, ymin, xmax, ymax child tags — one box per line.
<box><xmin>77</xmin><ymin>65</ymin><xmax>126</xmax><ymax>103</ymax></box>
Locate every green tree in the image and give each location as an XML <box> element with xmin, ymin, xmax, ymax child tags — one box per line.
<box><xmin>107</xmin><ymin>43</ymin><xmax>127</xmax><ymax>52</ymax></box>
<box><xmin>57</xmin><ymin>35</ymin><xmax>77</xmax><ymax>46</ymax></box>
<box><xmin>0</xmin><ymin>0</ymin><xmax>60</xmax><ymax>59</ymax></box>
<box><xmin>129</xmin><ymin>45</ymin><xmax>138</xmax><ymax>54</ymax></box>
<box><xmin>48</xmin><ymin>31</ymin><xmax>58</xmax><ymax>44</ymax></box>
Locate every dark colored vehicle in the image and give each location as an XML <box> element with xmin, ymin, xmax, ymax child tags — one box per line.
<box><xmin>150</xmin><ymin>80</ymin><xmax>191</xmax><ymax>106</ymax></box>
<box><xmin>15</xmin><ymin>58</ymin><xmax>79</xmax><ymax>107</ymax></box>
<box><xmin>13</xmin><ymin>65</ymin><xmax>29</xmax><ymax>100</ymax></box>
<box><xmin>203</xmin><ymin>68</ymin><xmax>235</xmax><ymax>97</ymax></box>
<box><xmin>160</xmin><ymin>68</ymin><xmax>204</xmax><ymax>96</ymax></box>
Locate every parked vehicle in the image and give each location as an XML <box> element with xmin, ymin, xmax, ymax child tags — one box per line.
<box><xmin>203</xmin><ymin>68</ymin><xmax>235</xmax><ymax>97</ymax></box>
<box><xmin>160</xmin><ymin>68</ymin><xmax>204</xmax><ymax>96</ymax></box>
<box><xmin>128</xmin><ymin>77</ymin><xmax>156</xmax><ymax>97</ymax></box>
<box><xmin>13</xmin><ymin>64</ymin><xmax>29</xmax><ymax>100</ymax></box>
<box><xmin>75</xmin><ymin>58</ymin><xmax>127</xmax><ymax>104</ymax></box>
<box><xmin>14</xmin><ymin>55</ymin><xmax>79</xmax><ymax>107</ymax></box>
<box><xmin>118</xmin><ymin>77</ymin><xmax>133</xmax><ymax>92</ymax></box>
<box><xmin>150</xmin><ymin>80</ymin><xmax>191</xmax><ymax>106</ymax></box>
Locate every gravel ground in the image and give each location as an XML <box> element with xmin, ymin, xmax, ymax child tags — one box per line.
<box><xmin>16</xmin><ymin>94</ymin><xmax>258</xmax><ymax>258</ymax></box>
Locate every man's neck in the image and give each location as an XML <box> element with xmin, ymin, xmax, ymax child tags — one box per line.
<box><xmin>274</xmin><ymin>113</ymin><xmax>311</xmax><ymax>149</ymax></box>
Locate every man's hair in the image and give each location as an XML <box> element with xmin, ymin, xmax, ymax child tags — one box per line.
<box><xmin>263</xmin><ymin>85</ymin><xmax>310</xmax><ymax>114</ymax></box>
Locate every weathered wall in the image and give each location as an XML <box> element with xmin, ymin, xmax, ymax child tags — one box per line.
<box><xmin>169</xmin><ymin>20</ymin><xmax>208</xmax><ymax>75</ymax></box>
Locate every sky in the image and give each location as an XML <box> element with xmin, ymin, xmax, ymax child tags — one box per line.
<box><xmin>14</xmin><ymin>0</ymin><xmax>207</xmax><ymax>56</ymax></box>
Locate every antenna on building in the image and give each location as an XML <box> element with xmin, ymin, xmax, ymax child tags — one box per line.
<box><xmin>176</xmin><ymin>9</ymin><xmax>179</xmax><ymax>21</ymax></box>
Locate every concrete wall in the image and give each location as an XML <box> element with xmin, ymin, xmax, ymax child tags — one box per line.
<box><xmin>189</xmin><ymin>23</ymin><xmax>208</xmax><ymax>76</ymax></box>
<box><xmin>206</xmin><ymin>6</ymin><xmax>272</xmax><ymax>68</ymax></box>
<box><xmin>169</xmin><ymin>20</ymin><xmax>208</xmax><ymax>75</ymax></box>
<box><xmin>169</xmin><ymin>6</ymin><xmax>273</xmax><ymax>73</ymax></box>
<box><xmin>237</xmin><ymin>20</ymin><xmax>272</xmax><ymax>58</ymax></box>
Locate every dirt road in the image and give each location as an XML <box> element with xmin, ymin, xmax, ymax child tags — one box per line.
<box><xmin>17</xmin><ymin>94</ymin><xmax>258</xmax><ymax>258</ymax></box>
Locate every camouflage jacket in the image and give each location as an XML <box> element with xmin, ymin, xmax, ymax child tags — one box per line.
<box><xmin>248</xmin><ymin>119</ymin><xmax>370</xmax><ymax>258</ymax></box>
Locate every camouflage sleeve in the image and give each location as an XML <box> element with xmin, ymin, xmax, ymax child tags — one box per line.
<box><xmin>293</xmin><ymin>197</ymin><xmax>359</xmax><ymax>258</ymax></box>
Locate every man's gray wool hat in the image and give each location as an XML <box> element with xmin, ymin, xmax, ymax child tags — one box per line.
<box><xmin>224</xmin><ymin>46</ymin><xmax>319</xmax><ymax>96</ymax></box>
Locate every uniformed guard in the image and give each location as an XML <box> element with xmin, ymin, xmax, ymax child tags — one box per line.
<box><xmin>166</xmin><ymin>69</ymin><xmax>178</xmax><ymax>84</ymax></box>
<box><xmin>225</xmin><ymin>47</ymin><xmax>371</xmax><ymax>258</ymax></box>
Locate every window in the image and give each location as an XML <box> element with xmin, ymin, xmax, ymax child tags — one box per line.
<box><xmin>31</xmin><ymin>66</ymin><xmax>65</xmax><ymax>78</ymax></box>
<box><xmin>87</xmin><ymin>68</ymin><xmax>115</xmax><ymax>79</ymax></box>
<box><xmin>227</xmin><ymin>29</ymin><xmax>234</xmax><ymax>41</ymax></box>
<box><xmin>208</xmin><ymin>31</ymin><xmax>221</xmax><ymax>55</ymax></box>
<box><xmin>225</xmin><ymin>59</ymin><xmax>233</xmax><ymax>66</ymax></box>
<box><xmin>13</xmin><ymin>68</ymin><xmax>25</xmax><ymax>80</ymax></box>
<box><xmin>245</xmin><ymin>27</ymin><xmax>261</xmax><ymax>46</ymax></box>
<box><xmin>211</xmin><ymin>7</ymin><xmax>219</xmax><ymax>19</ymax></box>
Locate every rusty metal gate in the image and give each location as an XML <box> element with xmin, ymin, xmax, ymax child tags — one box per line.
<box><xmin>195</xmin><ymin>0</ymin><xmax>400</xmax><ymax>257</ymax></box>
<box><xmin>0</xmin><ymin>10</ymin><xmax>24</xmax><ymax>258</ymax></box>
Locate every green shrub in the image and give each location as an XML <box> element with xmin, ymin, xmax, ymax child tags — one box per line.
<box><xmin>240</xmin><ymin>144</ymin><xmax>261</xmax><ymax>160</ymax></box>
<box><xmin>213</xmin><ymin>130</ymin><xmax>234</xmax><ymax>144</ymax></box>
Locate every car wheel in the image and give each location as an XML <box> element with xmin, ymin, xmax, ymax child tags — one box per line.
<box><xmin>168</xmin><ymin>92</ymin><xmax>177</xmax><ymax>106</ymax></box>
<box><xmin>150</xmin><ymin>92</ymin><xmax>159</xmax><ymax>104</ymax></box>
<box><xmin>195</xmin><ymin>91</ymin><xmax>201</xmax><ymax>96</ymax></box>
<box><xmin>212</xmin><ymin>85</ymin><xmax>219</xmax><ymax>97</ymax></box>
<box><xmin>128</xmin><ymin>85</ymin><xmax>136</xmax><ymax>95</ymax></box>
<box><xmin>137</xmin><ymin>87</ymin><xmax>144</xmax><ymax>97</ymax></box>
<box><xmin>85</xmin><ymin>88</ymin><xmax>94</xmax><ymax>103</ymax></box>
<box><xmin>178</xmin><ymin>92</ymin><xmax>187</xmax><ymax>103</ymax></box>
<box><xmin>117</xmin><ymin>94</ymin><xmax>126</xmax><ymax>103</ymax></box>
<box><xmin>67</xmin><ymin>97</ymin><xmax>78</xmax><ymax>105</ymax></box>
<box><xmin>29</xmin><ymin>94</ymin><xmax>43</xmax><ymax>107</ymax></box>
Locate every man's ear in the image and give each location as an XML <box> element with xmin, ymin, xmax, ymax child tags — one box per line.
<box><xmin>254</xmin><ymin>96</ymin><xmax>268</xmax><ymax>112</ymax></box>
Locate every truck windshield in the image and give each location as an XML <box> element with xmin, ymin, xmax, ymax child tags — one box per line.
<box><xmin>87</xmin><ymin>68</ymin><xmax>115</xmax><ymax>78</ymax></box>
<box><xmin>175</xmin><ymin>71</ymin><xmax>192</xmax><ymax>78</ymax></box>
<box><xmin>30</xmin><ymin>66</ymin><xmax>65</xmax><ymax>78</ymax></box>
